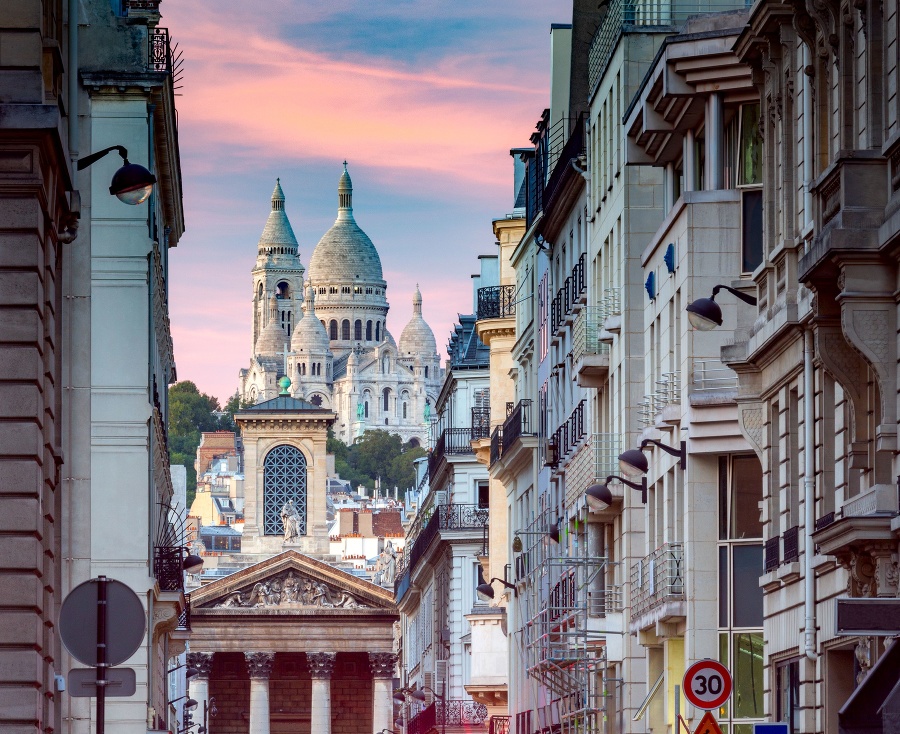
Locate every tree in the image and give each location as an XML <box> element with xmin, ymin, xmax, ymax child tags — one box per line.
<box><xmin>325</xmin><ymin>429</ymin><xmax>426</xmax><ymax>492</ymax></box>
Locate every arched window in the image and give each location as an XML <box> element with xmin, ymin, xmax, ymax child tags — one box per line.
<box><xmin>257</xmin><ymin>282</ymin><xmax>263</xmax><ymax>298</ymax></box>
<box><xmin>330</xmin><ymin>320</ymin><xmax>338</xmax><ymax>340</ymax></box>
<box><xmin>403</xmin><ymin>402</ymin><xmax>407</xmax><ymax>419</ymax></box>
<box><xmin>263</xmin><ymin>445</ymin><xmax>307</xmax><ymax>536</ymax></box>
<box><xmin>425</xmin><ymin>366</ymin><xmax>429</xmax><ymax>378</ymax></box>
<box><xmin>366</xmin><ymin>321</ymin><xmax>373</xmax><ymax>340</ymax></box>
<box><xmin>354</xmin><ymin>320</ymin><xmax>362</xmax><ymax>340</ymax></box>
<box><xmin>276</xmin><ymin>281</ymin><xmax>290</xmax><ymax>299</ymax></box>
<box><xmin>375</xmin><ymin>322</ymin><xmax>380</xmax><ymax>341</ymax></box>
<box><xmin>408</xmin><ymin>438</ymin><xmax>420</xmax><ymax>448</ymax></box>
<box><xmin>364</xmin><ymin>401</ymin><xmax>369</xmax><ymax>418</ymax></box>
<box><xmin>342</xmin><ymin>320</ymin><xmax>351</xmax><ymax>340</ymax></box>
<box><xmin>383</xmin><ymin>388</ymin><xmax>390</xmax><ymax>412</ymax></box>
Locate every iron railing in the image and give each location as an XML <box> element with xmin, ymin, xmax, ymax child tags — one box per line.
<box><xmin>631</xmin><ymin>542</ymin><xmax>685</xmax><ymax>620</ymax></box>
<box><xmin>783</xmin><ymin>525</ymin><xmax>800</xmax><ymax>563</ymax></box>
<box><xmin>177</xmin><ymin>593</ymin><xmax>191</xmax><ymax>631</ymax></box>
<box><xmin>815</xmin><ymin>511</ymin><xmax>836</xmax><ymax>531</ymax></box>
<box><xmin>408</xmin><ymin>702</ymin><xmax>436</xmax><ymax>734</ymax></box>
<box><xmin>148</xmin><ymin>26</ymin><xmax>171</xmax><ymax>72</ymax></box>
<box><xmin>429</xmin><ymin>428</ymin><xmax>476</xmax><ymax>479</ymax></box>
<box><xmin>154</xmin><ymin>545</ymin><xmax>185</xmax><ymax>592</ymax></box>
<box><xmin>563</xmin><ymin>432</ymin><xmax>622</xmax><ymax>506</ymax></box>
<box><xmin>552</xmin><ymin>399</ymin><xmax>586</xmax><ymax>459</ymax></box>
<box><xmin>477</xmin><ymin>284</ymin><xmax>516</xmax><ymax>320</ymax></box>
<box><xmin>692</xmin><ymin>359</ymin><xmax>739</xmax><ymax>394</ymax></box>
<box><xmin>471</xmin><ymin>407</ymin><xmax>491</xmax><ymax>441</ymax></box>
<box><xmin>544</xmin><ymin>115</ymin><xmax>585</xmax><ymax>211</ymax></box>
<box><xmin>764</xmin><ymin>536</ymin><xmax>780</xmax><ymax>572</ymax></box>
<box><xmin>550</xmin><ymin>253</ymin><xmax>588</xmax><ymax>335</ymax></box>
<box><xmin>572</xmin><ymin>307</ymin><xmax>610</xmax><ymax>362</ymax></box>
<box><xmin>490</xmin><ymin>426</ymin><xmax>503</xmax><ymax>467</ymax></box>
<box><xmin>409</xmin><ymin>700</ymin><xmax>489</xmax><ymax>734</ymax></box>
<box><xmin>489</xmin><ymin>715</ymin><xmax>511</xmax><ymax>734</ymax></box>
<box><xmin>502</xmin><ymin>399</ymin><xmax>535</xmax><ymax>453</ymax></box>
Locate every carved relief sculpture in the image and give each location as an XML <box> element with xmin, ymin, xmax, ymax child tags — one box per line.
<box><xmin>206</xmin><ymin>569</ymin><xmax>372</xmax><ymax>609</ymax></box>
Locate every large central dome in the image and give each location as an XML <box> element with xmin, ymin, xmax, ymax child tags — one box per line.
<box><xmin>307</xmin><ymin>164</ymin><xmax>384</xmax><ymax>283</ymax></box>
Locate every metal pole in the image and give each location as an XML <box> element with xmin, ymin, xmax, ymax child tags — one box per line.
<box><xmin>97</xmin><ymin>576</ymin><xmax>108</xmax><ymax>734</ymax></box>
<box><xmin>440</xmin><ymin>679</ymin><xmax>446</xmax><ymax>734</ymax></box>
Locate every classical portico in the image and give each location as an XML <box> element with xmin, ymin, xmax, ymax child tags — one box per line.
<box><xmin>187</xmin><ymin>550</ymin><xmax>398</xmax><ymax>734</ymax></box>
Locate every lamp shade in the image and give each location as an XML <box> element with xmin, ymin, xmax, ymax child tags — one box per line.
<box><xmin>548</xmin><ymin>522</ymin><xmax>560</xmax><ymax>545</ymax></box>
<box><xmin>109</xmin><ymin>162</ymin><xmax>157</xmax><ymax>205</ymax></box>
<box><xmin>393</xmin><ymin>691</ymin><xmax>406</xmax><ymax>703</ymax></box>
<box><xmin>685</xmin><ymin>297</ymin><xmax>722</xmax><ymax>331</ymax></box>
<box><xmin>411</xmin><ymin>690</ymin><xmax>428</xmax><ymax>702</ymax></box>
<box><xmin>618</xmin><ymin>448</ymin><xmax>648</xmax><ymax>477</ymax></box>
<box><xmin>183</xmin><ymin>552</ymin><xmax>204</xmax><ymax>575</ymax></box>
<box><xmin>585</xmin><ymin>483</ymin><xmax>613</xmax><ymax>512</ymax></box>
<box><xmin>476</xmin><ymin>583</ymin><xmax>495</xmax><ymax>601</ymax></box>
<box><xmin>183</xmin><ymin>698</ymin><xmax>198</xmax><ymax>711</ymax></box>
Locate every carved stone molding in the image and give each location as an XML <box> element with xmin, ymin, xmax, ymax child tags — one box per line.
<box><xmin>368</xmin><ymin>652</ymin><xmax>398</xmax><ymax>678</ymax></box>
<box><xmin>855</xmin><ymin>636</ymin><xmax>873</xmax><ymax>684</ymax></box>
<box><xmin>152</xmin><ymin>604</ymin><xmax>180</xmax><ymax>642</ymax></box>
<box><xmin>869</xmin><ymin>546</ymin><xmax>899</xmax><ymax>598</ymax></box>
<box><xmin>306</xmin><ymin>652</ymin><xmax>336</xmax><ymax>679</ymax></box>
<box><xmin>245</xmin><ymin>651</ymin><xmax>275</xmax><ymax>679</ymax></box>
<box><xmin>187</xmin><ymin>652</ymin><xmax>214</xmax><ymax>678</ymax></box>
<box><xmin>736</xmin><ymin>403</ymin><xmax>765</xmax><ymax>460</ymax></box>
<box><xmin>206</xmin><ymin>568</ymin><xmax>371</xmax><ymax>610</ymax></box>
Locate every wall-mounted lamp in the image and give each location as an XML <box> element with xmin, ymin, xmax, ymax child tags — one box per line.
<box><xmin>685</xmin><ymin>284</ymin><xmax>757</xmax><ymax>331</ymax></box>
<box><xmin>618</xmin><ymin>439</ymin><xmax>687</xmax><ymax>478</ymax></box>
<box><xmin>476</xmin><ymin>577</ymin><xmax>518</xmax><ymax>600</ymax></box>
<box><xmin>76</xmin><ymin>145</ymin><xmax>157</xmax><ymax>205</ymax></box>
<box><xmin>181</xmin><ymin>547</ymin><xmax>205</xmax><ymax>575</ymax></box>
<box><xmin>168</xmin><ymin>696</ymin><xmax>198</xmax><ymax>711</ymax></box>
<box><xmin>585</xmin><ymin>474</ymin><xmax>648</xmax><ymax>512</ymax></box>
<box><xmin>166</xmin><ymin>663</ymin><xmax>200</xmax><ymax>680</ymax></box>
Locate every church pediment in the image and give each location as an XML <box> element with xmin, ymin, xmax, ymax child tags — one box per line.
<box><xmin>190</xmin><ymin>550</ymin><xmax>395</xmax><ymax>613</ymax></box>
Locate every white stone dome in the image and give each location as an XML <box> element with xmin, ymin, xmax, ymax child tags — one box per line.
<box><xmin>291</xmin><ymin>283</ymin><xmax>330</xmax><ymax>353</ymax></box>
<box><xmin>307</xmin><ymin>164</ymin><xmax>384</xmax><ymax>284</ymax></box>
<box><xmin>399</xmin><ymin>286</ymin><xmax>437</xmax><ymax>356</ymax></box>
<box><xmin>258</xmin><ymin>179</ymin><xmax>299</xmax><ymax>253</ymax></box>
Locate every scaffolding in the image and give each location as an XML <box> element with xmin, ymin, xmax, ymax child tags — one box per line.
<box><xmin>513</xmin><ymin>508</ymin><xmax>622</xmax><ymax>733</ymax></box>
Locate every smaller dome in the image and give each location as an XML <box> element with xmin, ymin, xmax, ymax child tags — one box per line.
<box><xmin>256</xmin><ymin>294</ymin><xmax>289</xmax><ymax>357</ymax></box>
<box><xmin>291</xmin><ymin>282</ymin><xmax>331</xmax><ymax>353</ymax></box>
<box><xmin>258</xmin><ymin>178</ymin><xmax>300</xmax><ymax>254</ymax></box>
<box><xmin>399</xmin><ymin>285</ymin><xmax>437</xmax><ymax>357</ymax></box>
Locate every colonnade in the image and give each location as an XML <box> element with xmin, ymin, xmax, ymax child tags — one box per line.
<box><xmin>187</xmin><ymin>651</ymin><xmax>396</xmax><ymax>734</ymax></box>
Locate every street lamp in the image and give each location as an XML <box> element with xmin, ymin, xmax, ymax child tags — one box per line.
<box><xmin>685</xmin><ymin>284</ymin><xmax>757</xmax><ymax>330</ymax></box>
<box><xmin>618</xmin><ymin>439</ymin><xmax>687</xmax><ymax>478</ymax></box>
<box><xmin>585</xmin><ymin>475</ymin><xmax>648</xmax><ymax>512</ymax></box>
<box><xmin>181</xmin><ymin>547</ymin><xmax>205</xmax><ymax>575</ymax></box>
<box><xmin>76</xmin><ymin>145</ymin><xmax>157</xmax><ymax>205</ymax></box>
<box><xmin>411</xmin><ymin>685</ymin><xmax>447</xmax><ymax>734</ymax></box>
<box><xmin>476</xmin><ymin>577</ymin><xmax>518</xmax><ymax>601</ymax></box>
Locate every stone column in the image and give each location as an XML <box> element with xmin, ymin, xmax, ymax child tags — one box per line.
<box><xmin>187</xmin><ymin>653</ymin><xmax>214</xmax><ymax>733</ymax></box>
<box><xmin>369</xmin><ymin>653</ymin><xmax>398</xmax><ymax>734</ymax></box>
<box><xmin>245</xmin><ymin>652</ymin><xmax>275</xmax><ymax>734</ymax></box>
<box><xmin>307</xmin><ymin>652</ymin><xmax>337</xmax><ymax>734</ymax></box>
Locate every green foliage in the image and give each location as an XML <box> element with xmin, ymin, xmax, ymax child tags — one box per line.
<box><xmin>326</xmin><ymin>429</ymin><xmax>426</xmax><ymax>492</ymax></box>
<box><xmin>167</xmin><ymin>381</ymin><xmax>235</xmax><ymax>505</ymax></box>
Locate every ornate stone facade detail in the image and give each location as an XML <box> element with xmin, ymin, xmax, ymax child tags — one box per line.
<box><xmin>843</xmin><ymin>551</ymin><xmax>877</xmax><ymax>597</ymax></box>
<box><xmin>306</xmin><ymin>652</ymin><xmax>336</xmax><ymax>679</ymax></box>
<box><xmin>245</xmin><ymin>652</ymin><xmax>275</xmax><ymax>679</ymax></box>
<box><xmin>368</xmin><ymin>652</ymin><xmax>398</xmax><ymax>678</ymax></box>
<box><xmin>870</xmin><ymin>547</ymin><xmax>899</xmax><ymax>598</ymax></box>
<box><xmin>187</xmin><ymin>652</ymin><xmax>214</xmax><ymax>678</ymax></box>
<box><xmin>855</xmin><ymin>637</ymin><xmax>873</xmax><ymax>684</ymax></box>
<box><xmin>737</xmin><ymin>404</ymin><xmax>764</xmax><ymax>460</ymax></box>
<box><xmin>207</xmin><ymin>569</ymin><xmax>371</xmax><ymax>609</ymax></box>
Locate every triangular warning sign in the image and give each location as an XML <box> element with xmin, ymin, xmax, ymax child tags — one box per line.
<box><xmin>694</xmin><ymin>711</ymin><xmax>724</xmax><ymax>734</ymax></box>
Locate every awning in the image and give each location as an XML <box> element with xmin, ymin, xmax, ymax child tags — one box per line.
<box><xmin>839</xmin><ymin>639</ymin><xmax>900</xmax><ymax>734</ymax></box>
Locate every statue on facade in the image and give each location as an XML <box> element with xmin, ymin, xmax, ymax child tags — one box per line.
<box><xmin>424</xmin><ymin>402</ymin><xmax>431</xmax><ymax>421</ymax></box>
<box><xmin>357</xmin><ymin>402</ymin><xmax>364</xmax><ymax>420</ymax></box>
<box><xmin>281</xmin><ymin>500</ymin><xmax>301</xmax><ymax>542</ymax></box>
<box><xmin>209</xmin><ymin>569</ymin><xmax>371</xmax><ymax>610</ymax></box>
<box><xmin>378</xmin><ymin>541</ymin><xmax>397</xmax><ymax>586</ymax></box>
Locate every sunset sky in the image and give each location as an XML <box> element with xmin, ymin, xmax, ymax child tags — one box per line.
<box><xmin>164</xmin><ymin>0</ymin><xmax>569</xmax><ymax>403</ymax></box>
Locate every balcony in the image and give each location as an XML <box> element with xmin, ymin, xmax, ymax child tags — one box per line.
<box><xmin>551</xmin><ymin>254</ymin><xmax>587</xmax><ymax>337</ymax></box>
<box><xmin>764</xmin><ymin>536</ymin><xmax>779</xmax><ymax>572</ymax></box>
<box><xmin>489</xmin><ymin>426</ymin><xmax>503</xmax><ymax>467</ymax></box>
<box><xmin>564</xmin><ymin>432</ymin><xmax>623</xmax><ymax>508</ymax></box>
<box><xmin>572</xmin><ymin>308</ymin><xmax>610</xmax><ymax>387</ymax></box>
<box><xmin>552</xmin><ymin>399</ymin><xmax>587</xmax><ymax>461</ymax></box>
<box><xmin>394</xmin><ymin>504</ymin><xmax>490</xmax><ymax>595</ymax></box>
<box><xmin>630</xmin><ymin>542</ymin><xmax>685</xmax><ymax>632</ymax></box>
<box><xmin>783</xmin><ymin>525</ymin><xmax>800</xmax><ymax>563</ymax></box>
<box><xmin>471</xmin><ymin>407</ymin><xmax>491</xmax><ymax>441</ymax></box>
<box><xmin>154</xmin><ymin>545</ymin><xmax>186</xmax><ymax>593</ymax></box>
<box><xmin>489</xmin><ymin>716</ymin><xmax>511</xmax><ymax>734</ymax></box>
<box><xmin>502</xmin><ymin>399</ymin><xmax>536</xmax><ymax>454</ymax></box>
<box><xmin>429</xmin><ymin>428</ymin><xmax>476</xmax><ymax>482</ymax></box>
<box><xmin>477</xmin><ymin>284</ymin><xmax>516</xmax><ymax>321</ymax></box>
<box><xmin>690</xmin><ymin>359</ymin><xmax>738</xmax><ymax>405</ymax></box>
<box><xmin>409</xmin><ymin>700</ymin><xmax>490</xmax><ymax>734</ymax></box>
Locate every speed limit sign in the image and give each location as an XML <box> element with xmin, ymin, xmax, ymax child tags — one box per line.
<box><xmin>683</xmin><ymin>659</ymin><xmax>732</xmax><ymax>710</ymax></box>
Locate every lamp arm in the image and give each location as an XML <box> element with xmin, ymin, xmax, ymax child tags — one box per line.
<box><xmin>711</xmin><ymin>284</ymin><xmax>757</xmax><ymax>306</ymax></box>
<box><xmin>488</xmin><ymin>577</ymin><xmax>518</xmax><ymax>597</ymax></box>
<box><xmin>76</xmin><ymin>145</ymin><xmax>128</xmax><ymax>171</ymax></box>
<box><xmin>606</xmin><ymin>475</ymin><xmax>648</xmax><ymax>504</ymax></box>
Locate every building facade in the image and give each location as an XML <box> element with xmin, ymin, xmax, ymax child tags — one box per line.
<box><xmin>239</xmin><ymin>169</ymin><xmax>443</xmax><ymax>447</ymax></box>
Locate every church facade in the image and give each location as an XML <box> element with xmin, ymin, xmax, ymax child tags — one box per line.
<box><xmin>239</xmin><ymin>166</ymin><xmax>443</xmax><ymax>446</ymax></box>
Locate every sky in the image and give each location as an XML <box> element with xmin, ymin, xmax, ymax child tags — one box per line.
<box><xmin>164</xmin><ymin>0</ymin><xmax>570</xmax><ymax>403</ymax></box>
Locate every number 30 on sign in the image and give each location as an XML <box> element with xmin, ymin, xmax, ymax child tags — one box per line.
<box><xmin>682</xmin><ymin>660</ymin><xmax>733</xmax><ymax>710</ymax></box>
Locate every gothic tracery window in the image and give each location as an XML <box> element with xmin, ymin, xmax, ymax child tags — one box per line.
<box><xmin>263</xmin><ymin>445</ymin><xmax>307</xmax><ymax>536</ymax></box>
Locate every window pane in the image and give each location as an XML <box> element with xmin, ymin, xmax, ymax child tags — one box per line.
<box><xmin>719</xmin><ymin>633</ymin><xmax>730</xmax><ymax>717</ymax></box>
<box><xmin>741</xmin><ymin>189</ymin><xmax>763</xmax><ymax>274</ymax></box>
<box><xmin>732</xmin><ymin>633</ymin><xmax>764</xmax><ymax>718</ymax></box>
<box><xmin>731</xmin><ymin>456</ymin><xmax>763</xmax><ymax>539</ymax></box>
<box><xmin>732</xmin><ymin>545</ymin><xmax>764</xmax><ymax>627</ymax></box>
<box><xmin>719</xmin><ymin>456</ymin><xmax>729</xmax><ymax>540</ymax></box>
<box><xmin>738</xmin><ymin>103</ymin><xmax>762</xmax><ymax>185</ymax></box>
<box><xmin>719</xmin><ymin>546</ymin><xmax>729</xmax><ymax>627</ymax></box>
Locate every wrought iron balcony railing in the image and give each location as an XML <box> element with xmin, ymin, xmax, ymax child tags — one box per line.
<box><xmin>471</xmin><ymin>407</ymin><xmax>491</xmax><ymax>441</ymax></box>
<box><xmin>783</xmin><ymin>525</ymin><xmax>800</xmax><ymax>563</ymax></box>
<box><xmin>564</xmin><ymin>432</ymin><xmax>622</xmax><ymax>506</ymax></box>
<box><xmin>428</xmin><ymin>428</ymin><xmax>476</xmax><ymax>479</ymax></box>
<box><xmin>764</xmin><ymin>536</ymin><xmax>780</xmax><ymax>572</ymax></box>
<box><xmin>490</xmin><ymin>426</ymin><xmax>503</xmax><ymax>467</ymax></box>
<box><xmin>489</xmin><ymin>715</ymin><xmax>511</xmax><ymax>734</ymax></box>
<box><xmin>477</xmin><ymin>284</ymin><xmax>516</xmax><ymax>320</ymax></box>
<box><xmin>154</xmin><ymin>545</ymin><xmax>185</xmax><ymax>592</ymax></box>
<box><xmin>410</xmin><ymin>700</ymin><xmax>490</xmax><ymax>733</ymax></box>
<box><xmin>630</xmin><ymin>542</ymin><xmax>684</xmax><ymax>620</ymax></box>
<box><xmin>502</xmin><ymin>399</ymin><xmax>536</xmax><ymax>453</ymax></box>
<box><xmin>177</xmin><ymin>593</ymin><xmax>191</xmax><ymax>631</ymax></box>
<box><xmin>552</xmin><ymin>399</ymin><xmax>586</xmax><ymax>460</ymax></box>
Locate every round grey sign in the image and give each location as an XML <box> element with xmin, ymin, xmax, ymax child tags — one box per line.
<box><xmin>59</xmin><ymin>578</ymin><xmax>146</xmax><ymax>667</ymax></box>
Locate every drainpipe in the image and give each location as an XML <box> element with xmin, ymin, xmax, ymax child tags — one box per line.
<box><xmin>803</xmin><ymin>45</ymin><xmax>814</xmax><ymax>234</ymax></box>
<box><xmin>803</xmin><ymin>328</ymin><xmax>818</xmax><ymax>661</ymax></box>
<box><xmin>68</xmin><ymin>0</ymin><xmax>79</xmax><ymax>160</ymax></box>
